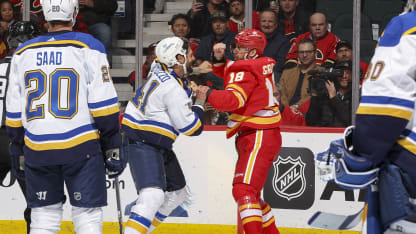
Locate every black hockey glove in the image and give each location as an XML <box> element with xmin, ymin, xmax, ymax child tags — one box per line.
<box><xmin>9</xmin><ymin>143</ymin><xmax>25</xmax><ymax>180</ymax></box>
<box><xmin>104</xmin><ymin>147</ymin><xmax>127</xmax><ymax>178</ymax></box>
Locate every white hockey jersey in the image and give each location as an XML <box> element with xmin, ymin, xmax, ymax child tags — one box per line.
<box><xmin>121</xmin><ymin>59</ymin><xmax>204</xmax><ymax>149</ymax></box>
<box><xmin>353</xmin><ymin>11</ymin><xmax>416</xmax><ymax>173</ymax></box>
<box><xmin>6</xmin><ymin>31</ymin><xmax>120</xmax><ymax>166</ymax></box>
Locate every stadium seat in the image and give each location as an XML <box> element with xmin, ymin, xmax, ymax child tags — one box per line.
<box><xmin>363</xmin><ymin>0</ymin><xmax>402</xmax><ymax>24</ymax></box>
<box><xmin>316</xmin><ymin>0</ymin><xmax>353</xmax><ymax>24</ymax></box>
<box><xmin>332</xmin><ymin>13</ymin><xmax>373</xmax><ymax>42</ymax></box>
<box><xmin>360</xmin><ymin>39</ymin><xmax>377</xmax><ymax>63</ymax></box>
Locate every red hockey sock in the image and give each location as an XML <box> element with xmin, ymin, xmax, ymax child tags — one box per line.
<box><xmin>260</xmin><ymin>200</ymin><xmax>280</xmax><ymax>234</ymax></box>
<box><xmin>238</xmin><ymin>196</ymin><xmax>263</xmax><ymax>234</ymax></box>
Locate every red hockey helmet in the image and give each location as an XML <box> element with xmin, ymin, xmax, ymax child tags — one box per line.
<box><xmin>234</xmin><ymin>29</ymin><xmax>267</xmax><ymax>57</ymax></box>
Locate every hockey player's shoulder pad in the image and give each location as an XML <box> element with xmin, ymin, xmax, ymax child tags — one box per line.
<box><xmin>379</xmin><ymin>11</ymin><xmax>416</xmax><ymax>47</ymax></box>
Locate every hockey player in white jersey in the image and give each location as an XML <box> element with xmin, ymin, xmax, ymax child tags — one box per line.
<box><xmin>121</xmin><ymin>36</ymin><xmax>206</xmax><ymax>234</ymax></box>
<box><xmin>5</xmin><ymin>1</ymin><xmax>125</xmax><ymax>233</ymax></box>
<box><xmin>315</xmin><ymin>1</ymin><xmax>416</xmax><ymax>233</ymax></box>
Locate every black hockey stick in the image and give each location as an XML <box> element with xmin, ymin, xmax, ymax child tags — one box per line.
<box><xmin>114</xmin><ymin>176</ymin><xmax>123</xmax><ymax>234</ymax></box>
<box><xmin>308</xmin><ymin>204</ymin><xmax>367</xmax><ymax>230</ymax></box>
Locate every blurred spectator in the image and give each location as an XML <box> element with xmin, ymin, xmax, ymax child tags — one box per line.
<box><xmin>259</xmin><ymin>9</ymin><xmax>290</xmax><ymax>81</ymax></box>
<box><xmin>275</xmin><ymin>83</ymin><xmax>307</xmax><ymax>126</ymax></box>
<box><xmin>187</xmin><ymin>0</ymin><xmax>228</xmax><ymax>38</ymax></box>
<box><xmin>285</xmin><ymin>12</ymin><xmax>339</xmax><ymax>69</ymax></box>
<box><xmin>228</xmin><ymin>0</ymin><xmax>260</xmax><ymax>33</ymax></box>
<box><xmin>277</xmin><ymin>0</ymin><xmax>310</xmax><ymax>43</ymax></box>
<box><xmin>79</xmin><ymin>0</ymin><xmax>118</xmax><ymax>65</ymax></box>
<box><xmin>335</xmin><ymin>40</ymin><xmax>368</xmax><ymax>82</ymax></box>
<box><xmin>279</xmin><ymin>38</ymin><xmax>323</xmax><ymax>109</ymax></box>
<box><xmin>169</xmin><ymin>13</ymin><xmax>199</xmax><ymax>54</ymax></box>
<box><xmin>195</xmin><ymin>10</ymin><xmax>236</xmax><ymax>63</ymax></box>
<box><xmin>144</xmin><ymin>0</ymin><xmax>165</xmax><ymax>13</ymax></box>
<box><xmin>306</xmin><ymin>60</ymin><xmax>353</xmax><ymax>127</ymax></box>
<box><xmin>0</xmin><ymin>0</ymin><xmax>16</xmax><ymax>50</ymax></box>
<box><xmin>128</xmin><ymin>42</ymin><xmax>158</xmax><ymax>89</ymax></box>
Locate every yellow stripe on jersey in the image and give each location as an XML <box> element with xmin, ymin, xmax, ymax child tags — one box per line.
<box><xmin>15</xmin><ymin>40</ymin><xmax>90</xmax><ymax>55</ymax></box>
<box><xmin>244</xmin><ymin>130</ymin><xmax>262</xmax><ymax>184</ymax></box>
<box><xmin>90</xmin><ymin>105</ymin><xmax>120</xmax><ymax>117</ymax></box>
<box><xmin>226</xmin><ymin>84</ymin><xmax>247</xmax><ymax>101</ymax></box>
<box><xmin>229</xmin><ymin>113</ymin><xmax>281</xmax><ymax>125</ymax></box>
<box><xmin>125</xmin><ymin>220</ymin><xmax>148</xmax><ymax>234</ymax></box>
<box><xmin>232</xmin><ymin>91</ymin><xmax>245</xmax><ymax>108</ymax></box>
<box><xmin>183</xmin><ymin>120</ymin><xmax>202</xmax><ymax>136</ymax></box>
<box><xmin>397</xmin><ymin>138</ymin><xmax>416</xmax><ymax>155</ymax></box>
<box><xmin>262</xmin><ymin>205</ymin><xmax>271</xmax><ymax>214</ymax></box>
<box><xmin>24</xmin><ymin>132</ymin><xmax>100</xmax><ymax>151</ymax></box>
<box><xmin>402</xmin><ymin>26</ymin><xmax>416</xmax><ymax>37</ymax></box>
<box><xmin>6</xmin><ymin>119</ymin><xmax>23</xmax><ymax>127</ymax></box>
<box><xmin>356</xmin><ymin>106</ymin><xmax>413</xmax><ymax>120</ymax></box>
<box><xmin>122</xmin><ymin>118</ymin><xmax>177</xmax><ymax>140</ymax></box>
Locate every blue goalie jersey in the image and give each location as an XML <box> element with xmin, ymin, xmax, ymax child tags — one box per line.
<box><xmin>5</xmin><ymin>31</ymin><xmax>120</xmax><ymax>166</ymax></box>
<box><xmin>353</xmin><ymin>11</ymin><xmax>416</xmax><ymax>176</ymax></box>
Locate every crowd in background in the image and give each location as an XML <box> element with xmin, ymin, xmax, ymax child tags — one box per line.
<box><xmin>2</xmin><ymin>0</ymin><xmax>408</xmax><ymax>128</ymax></box>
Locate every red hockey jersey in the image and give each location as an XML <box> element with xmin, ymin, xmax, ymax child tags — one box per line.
<box><xmin>285</xmin><ymin>32</ymin><xmax>339</xmax><ymax>67</ymax></box>
<box><xmin>210</xmin><ymin>57</ymin><xmax>281</xmax><ymax>138</ymax></box>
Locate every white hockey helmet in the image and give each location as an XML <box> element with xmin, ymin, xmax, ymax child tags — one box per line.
<box><xmin>155</xmin><ymin>37</ymin><xmax>189</xmax><ymax>68</ymax></box>
<box><xmin>40</xmin><ymin>0</ymin><xmax>79</xmax><ymax>24</ymax></box>
<box><xmin>403</xmin><ymin>0</ymin><xmax>416</xmax><ymax>13</ymax></box>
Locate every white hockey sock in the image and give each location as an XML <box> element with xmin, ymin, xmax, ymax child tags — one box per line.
<box><xmin>72</xmin><ymin>207</ymin><xmax>103</xmax><ymax>234</ymax></box>
<box><xmin>125</xmin><ymin>188</ymin><xmax>164</xmax><ymax>234</ymax></box>
<box><xmin>30</xmin><ymin>202</ymin><xmax>63</xmax><ymax>234</ymax></box>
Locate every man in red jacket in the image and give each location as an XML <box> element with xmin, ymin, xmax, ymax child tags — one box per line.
<box><xmin>284</xmin><ymin>12</ymin><xmax>339</xmax><ymax>69</ymax></box>
<box><xmin>198</xmin><ymin>29</ymin><xmax>281</xmax><ymax>234</ymax></box>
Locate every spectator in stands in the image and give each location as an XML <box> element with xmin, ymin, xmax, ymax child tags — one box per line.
<box><xmin>285</xmin><ymin>12</ymin><xmax>339</xmax><ymax>69</ymax></box>
<box><xmin>187</xmin><ymin>0</ymin><xmax>228</xmax><ymax>38</ymax></box>
<box><xmin>275</xmin><ymin>83</ymin><xmax>307</xmax><ymax>126</ymax></box>
<box><xmin>0</xmin><ymin>0</ymin><xmax>16</xmax><ymax>51</ymax></box>
<box><xmin>335</xmin><ymin>40</ymin><xmax>369</xmax><ymax>82</ymax></box>
<box><xmin>169</xmin><ymin>13</ymin><xmax>199</xmax><ymax>54</ymax></box>
<box><xmin>279</xmin><ymin>38</ymin><xmax>323</xmax><ymax>110</ymax></box>
<box><xmin>277</xmin><ymin>0</ymin><xmax>310</xmax><ymax>43</ymax></box>
<box><xmin>195</xmin><ymin>10</ymin><xmax>236</xmax><ymax>63</ymax></box>
<box><xmin>79</xmin><ymin>0</ymin><xmax>118</xmax><ymax>65</ymax></box>
<box><xmin>306</xmin><ymin>60</ymin><xmax>353</xmax><ymax>127</ymax></box>
<box><xmin>227</xmin><ymin>0</ymin><xmax>260</xmax><ymax>33</ymax></box>
<box><xmin>259</xmin><ymin>9</ymin><xmax>291</xmax><ymax>81</ymax></box>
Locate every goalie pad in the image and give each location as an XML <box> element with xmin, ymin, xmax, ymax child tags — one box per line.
<box><xmin>379</xmin><ymin>163</ymin><xmax>416</xmax><ymax>230</ymax></box>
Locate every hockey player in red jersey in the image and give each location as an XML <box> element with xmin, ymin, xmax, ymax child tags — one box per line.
<box><xmin>198</xmin><ymin>29</ymin><xmax>281</xmax><ymax>234</ymax></box>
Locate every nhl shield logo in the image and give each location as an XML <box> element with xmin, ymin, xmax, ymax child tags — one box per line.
<box><xmin>272</xmin><ymin>156</ymin><xmax>306</xmax><ymax>201</ymax></box>
<box><xmin>74</xmin><ymin>192</ymin><xmax>82</xmax><ymax>201</ymax></box>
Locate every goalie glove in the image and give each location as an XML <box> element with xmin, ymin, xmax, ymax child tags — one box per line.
<box><xmin>104</xmin><ymin>147</ymin><xmax>127</xmax><ymax>178</ymax></box>
<box><xmin>315</xmin><ymin>126</ymin><xmax>379</xmax><ymax>190</ymax></box>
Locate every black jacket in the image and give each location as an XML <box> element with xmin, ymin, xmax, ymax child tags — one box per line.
<box><xmin>306</xmin><ymin>91</ymin><xmax>352</xmax><ymax>127</ymax></box>
<box><xmin>80</xmin><ymin>0</ymin><xmax>118</xmax><ymax>26</ymax></box>
<box><xmin>277</xmin><ymin>8</ymin><xmax>311</xmax><ymax>43</ymax></box>
<box><xmin>195</xmin><ymin>30</ymin><xmax>236</xmax><ymax>62</ymax></box>
<box><xmin>263</xmin><ymin>30</ymin><xmax>291</xmax><ymax>76</ymax></box>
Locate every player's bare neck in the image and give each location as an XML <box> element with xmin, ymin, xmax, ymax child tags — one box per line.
<box><xmin>49</xmin><ymin>26</ymin><xmax>73</xmax><ymax>32</ymax></box>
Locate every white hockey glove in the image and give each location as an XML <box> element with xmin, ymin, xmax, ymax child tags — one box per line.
<box><xmin>104</xmin><ymin>148</ymin><xmax>126</xmax><ymax>178</ymax></box>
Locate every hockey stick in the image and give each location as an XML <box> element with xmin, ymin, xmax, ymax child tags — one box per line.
<box><xmin>114</xmin><ymin>176</ymin><xmax>123</xmax><ymax>234</ymax></box>
<box><xmin>308</xmin><ymin>203</ymin><xmax>367</xmax><ymax>230</ymax></box>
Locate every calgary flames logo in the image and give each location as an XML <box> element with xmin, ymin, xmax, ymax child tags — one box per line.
<box><xmin>272</xmin><ymin>156</ymin><xmax>306</xmax><ymax>201</ymax></box>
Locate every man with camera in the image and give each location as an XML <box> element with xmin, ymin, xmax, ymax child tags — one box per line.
<box><xmin>305</xmin><ymin>60</ymin><xmax>353</xmax><ymax>127</ymax></box>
